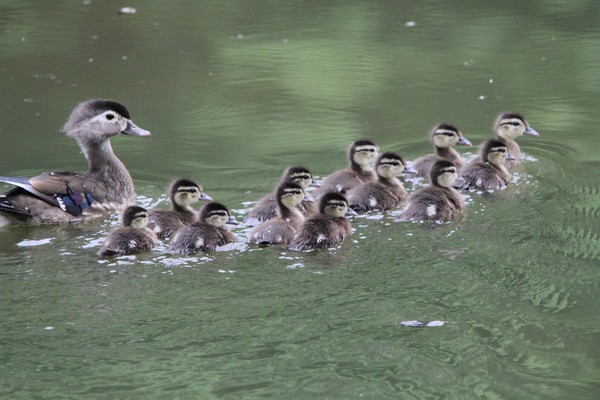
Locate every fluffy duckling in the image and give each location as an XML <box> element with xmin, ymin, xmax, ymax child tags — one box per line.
<box><xmin>288</xmin><ymin>192</ymin><xmax>357</xmax><ymax>251</ymax></box>
<box><xmin>411</xmin><ymin>123</ymin><xmax>472</xmax><ymax>177</ymax></box>
<box><xmin>168</xmin><ymin>202</ymin><xmax>237</xmax><ymax>254</ymax></box>
<box><xmin>147</xmin><ymin>179</ymin><xmax>212</xmax><ymax>239</ymax></box>
<box><xmin>454</xmin><ymin>140</ymin><xmax>515</xmax><ymax>191</ymax></box>
<box><xmin>97</xmin><ymin>206</ymin><xmax>157</xmax><ymax>256</ymax></box>
<box><xmin>472</xmin><ymin>113</ymin><xmax>539</xmax><ymax>169</ymax></box>
<box><xmin>245</xmin><ymin>166</ymin><xmax>318</xmax><ymax>223</ymax></box>
<box><xmin>315</xmin><ymin>140</ymin><xmax>379</xmax><ymax>196</ymax></box>
<box><xmin>0</xmin><ymin>99</ymin><xmax>150</xmax><ymax>225</ymax></box>
<box><xmin>346</xmin><ymin>152</ymin><xmax>417</xmax><ymax>212</ymax></box>
<box><xmin>249</xmin><ymin>181</ymin><xmax>312</xmax><ymax>246</ymax></box>
<box><xmin>395</xmin><ymin>160</ymin><xmax>464</xmax><ymax>222</ymax></box>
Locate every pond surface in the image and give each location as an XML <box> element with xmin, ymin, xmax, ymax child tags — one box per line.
<box><xmin>1</xmin><ymin>1</ymin><xmax>600</xmax><ymax>399</ymax></box>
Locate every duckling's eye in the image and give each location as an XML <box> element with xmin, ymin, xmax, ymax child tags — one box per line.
<box><xmin>444</xmin><ymin>132</ymin><xmax>456</xmax><ymax>137</ymax></box>
<box><xmin>105</xmin><ymin>113</ymin><xmax>115</xmax><ymax>121</ymax></box>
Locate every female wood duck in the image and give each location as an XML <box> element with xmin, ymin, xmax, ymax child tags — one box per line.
<box><xmin>97</xmin><ymin>206</ymin><xmax>157</xmax><ymax>256</ymax></box>
<box><xmin>0</xmin><ymin>99</ymin><xmax>150</xmax><ymax>225</ymax></box>
<box><xmin>395</xmin><ymin>160</ymin><xmax>464</xmax><ymax>222</ymax></box>
<box><xmin>314</xmin><ymin>140</ymin><xmax>379</xmax><ymax>196</ymax></box>
<box><xmin>346</xmin><ymin>152</ymin><xmax>417</xmax><ymax>212</ymax></box>
<box><xmin>472</xmin><ymin>113</ymin><xmax>539</xmax><ymax>169</ymax></box>
<box><xmin>288</xmin><ymin>192</ymin><xmax>357</xmax><ymax>251</ymax></box>
<box><xmin>245</xmin><ymin>166</ymin><xmax>318</xmax><ymax>223</ymax></box>
<box><xmin>249</xmin><ymin>181</ymin><xmax>313</xmax><ymax>245</ymax></box>
<box><xmin>167</xmin><ymin>202</ymin><xmax>238</xmax><ymax>254</ymax></box>
<box><xmin>147</xmin><ymin>179</ymin><xmax>212</xmax><ymax>239</ymax></box>
<box><xmin>411</xmin><ymin>123</ymin><xmax>472</xmax><ymax>177</ymax></box>
<box><xmin>454</xmin><ymin>140</ymin><xmax>516</xmax><ymax>191</ymax></box>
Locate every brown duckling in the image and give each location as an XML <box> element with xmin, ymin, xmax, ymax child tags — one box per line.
<box><xmin>147</xmin><ymin>179</ymin><xmax>212</xmax><ymax>239</ymax></box>
<box><xmin>245</xmin><ymin>166</ymin><xmax>318</xmax><ymax>223</ymax></box>
<box><xmin>97</xmin><ymin>206</ymin><xmax>157</xmax><ymax>256</ymax></box>
<box><xmin>411</xmin><ymin>123</ymin><xmax>472</xmax><ymax>177</ymax></box>
<box><xmin>0</xmin><ymin>99</ymin><xmax>150</xmax><ymax>225</ymax></box>
<box><xmin>288</xmin><ymin>192</ymin><xmax>357</xmax><ymax>251</ymax></box>
<box><xmin>472</xmin><ymin>113</ymin><xmax>539</xmax><ymax>169</ymax></box>
<box><xmin>346</xmin><ymin>152</ymin><xmax>417</xmax><ymax>212</ymax></box>
<box><xmin>395</xmin><ymin>160</ymin><xmax>464</xmax><ymax>222</ymax></box>
<box><xmin>454</xmin><ymin>140</ymin><xmax>515</xmax><ymax>191</ymax></box>
<box><xmin>168</xmin><ymin>202</ymin><xmax>237</xmax><ymax>254</ymax></box>
<box><xmin>249</xmin><ymin>181</ymin><xmax>312</xmax><ymax>246</ymax></box>
<box><xmin>314</xmin><ymin>140</ymin><xmax>379</xmax><ymax>196</ymax></box>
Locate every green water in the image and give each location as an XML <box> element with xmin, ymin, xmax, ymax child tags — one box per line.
<box><xmin>1</xmin><ymin>1</ymin><xmax>599</xmax><ymax>399</ymax></box>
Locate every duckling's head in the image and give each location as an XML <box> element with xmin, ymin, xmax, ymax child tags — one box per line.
<box><xmin>430</xmin><ymin>123</ymin><xmax>472</xmax><ymax>148</ymax></box>
<box><xmin>349</xmin><ymin>140</ymin><xmax>379</xmax><ymax>169</ymax></box>
<box><xmin>319</xmin><ymin>192</ymin><xmax>353</xmax><ymax>217</ymax></box>
<box><xmin>282</xmin><ymin>166</ymin><xmax>315</xmax><ymax>190</ymax></box>
<box><xmin>375</xmin><ymin>152</ymin><xmax>417</xmax><ymax>178</ymax></box>
<box><xmin>481</xmin><ymin>139</ymin><xmax>514</xmax><ymax>166</ymax></box>
<box><xmin>61</xmin><ymin>99</ymin><xmax>151</xmax><ymax>143</ymax></box>
<box><xmin>199</xmin><ymin>202</ymin><xmax>237</xmax><ymax>227</ymax></box>
<box><xmin>430</xmin><ymin>160</ymin><xmax>458</xmax><ymax>188</ymax></box>
<box><xmin>122</xmin><ymin>205</ymin><xmax>149</xmax><ymax>229</ymax></box>
<box><xmin>169</xmin><ymin>179</ymin><xmax>212</xmax><ymax>208</ymax></box>
<box><xmin>494</xmin><ymin>113</ymin><xmax>540</xmax><ymax>140</ymax></box>
<box><xmin>276</xmin><ymin>181</ymin><xmax>309</xmax><ymax>210</ymax></box>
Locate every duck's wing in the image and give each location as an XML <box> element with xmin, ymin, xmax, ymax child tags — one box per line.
<box><xmin>0</xmin><ymin>171</ymin><xmax>108</xmax><ymax>217</ymax></box>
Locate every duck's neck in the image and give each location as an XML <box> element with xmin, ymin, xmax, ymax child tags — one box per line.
<box><xmin>489</xmin><ymin>161</ymin><xmax>510</xmax><ymax>181</ymax></box>
<box><xmin>82</xmin><ymin>139</ymin><xmax>135</xmax><ymax>203</ymax></box>
<box><xmin>279</xmin><ymin>202</ymin><xmax>304</xmax><ymax>222</ymax></box>
<box><xmin>378</xmin><ymin>175</ymin><xmax>401</xmax><ymax>187</ymax></box>
<box><xmin>435</xmin><ymin>146</ymin><xmax>459</xmax><ymax>160</ymax></box>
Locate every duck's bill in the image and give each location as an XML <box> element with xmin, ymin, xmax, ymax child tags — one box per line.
<box><xmin>458</xmin><ymin>136</ymin><xmax>472</xmax><ymax>146</ymax></box>
<box><xmin>524</xmin><ymin>126</ymin><xmax>540</xmax><ymax>136</ymax></box>
<box><xmin>123</xmin><ymin>120</ymin><xmax>151</xmax><ymax>136</ymax></box>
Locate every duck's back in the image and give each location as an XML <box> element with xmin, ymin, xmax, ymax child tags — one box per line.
<box><xmin>399</xmin><ymin>186</ymin><xmax>463</xmax><ymax>222</ymax></box>
<box><xmin>169</xmin><ymin>222</ymin><xmax>235</xmax><ymax>254</ymax></box>
<box><xmin>288</xmin><ymin>216</ymin><xmax>351</xmax><ymax>251</ymax></box>
<box><xmin>318</xmin><ymin>169</ymin><xmax>374</xmax><ymax>195</ymax></box>
<box><xmin>97</xmin><ymin>227</ymin><xmax>155</xmax><ymax>256</ymax></box>
<box><xmin>249</xmin><ymin>216</ymin><xmax>303</xmax><ymax>245</ymax></box>
<box><xmin>147</xmin><ymin>209</ymin><xmax>195</xmax><ymax>239</ymax></box>
<box><xmin>455</xmin><ymin>162</ymin><xmax>509</xmax><ymax>191</ymax></box>
<box><xmin>347</xmin><ymin>181</ymin><xmax>403</xmax><ymax>212</ymax></box>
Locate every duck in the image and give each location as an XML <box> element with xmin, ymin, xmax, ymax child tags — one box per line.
<box><xmin>97</xmin><ymin>205</ymin><xmax>157</xmax><ymax>256</ymax></box>
<box><xmin>0</xmin><ymin>99</ymin><xmax>150</xmax><ymax>225</ymax></box>
<box><xmin>314</xmin><ymin>140</ymin><xmax>379</xmax><ymax>197</ymax></box>
<box><xmin>411</xmin><ymin>123</ymin><xmax>472</xmax><ymax>177</ymax></box>
<box><xmin>249</xmin><ymin>181</ymin><xmax>312</xmax><ymax>246</ymax></box>
<box><xmin>288</xmin><ymin>192</ymin><xmax>357</xmax><ymax>251</ymax></box>
<box><xmin>245</xmin><ymin>166</ymin><xmax>318</xmax><ymax>223</ymax></box>
<box><xmin>168</xmin><ymin>202</ymin><xmax>238</xmax><ymax>254</ymax></box>
<box><xmin>346</xmin><ymin>152</ymin><xmax>417</xmax><ymax>212</ymax></box>
<box><xmin>395</xmin><ymin>160</ymin><xmax>464</xmax><ymax>222</ymax></box>
<box><xmin>472</xmin><ymin>113</ymin><xmax>539</xmax><ymax>169</ymax></box>
<box><xmin>453</xmin><ymin>139</ymin><xmax>516</xmax><ymax>191</ymax></box>
<box><xmin>146</xmin><ymin>179</ymin><xmax>212</xmax><ymax>239</ymax></box>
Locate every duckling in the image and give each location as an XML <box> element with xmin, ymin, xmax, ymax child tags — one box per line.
<box><xmin>472</xmin><ymin>113</ymin><xmax>539</xmax><ymax>169</ymax></box>
<box><xmin>411</xmin><ymin>123</ymin><xmax>472</xmax><ymax>177</ymax></box>
<box><xmin>146</xmin><ymin>179</ymin><xmax>212</xmax><ymax>239</ymax></box>
<box><xmin>0</xmin><ymin>99</ymin><xmax>150</xmax><ymax>225</ymax></box>
<box><xmin>245</xmin><ymin>166</ymin><xmax>318</xmax><ymax>223</ymax></box>
<box><xmin>97</xmin><ymin>206</ymin><xmax>157</xmax><ymax>256</ymax></box>
<box><xmin>314</xmin><ymin>140</ymin><xmax>379</xmax><ymax>196</ymax></box>
<box><xmin>288</xmin><ymin>192</ymin><xmax>357</xmax><ymax>251</ymax></box>
<box><xmin>249</xmin><ymin>181</ymin><xmax>312</xmax><ymax>245</ymax></box>
<box><xmin>346</xmin><ymin>152</ymin><xmax>417</xmax><ymax>212</ymax></box>
<box><xmin>454</xmin><ymin>140</ymin><xmax>516</xmax><ymax>191</ymax></box>
<box><xmin>395</xmin><ymin>160</ymin><xmax>464</xmax><ymax>222</ymax></box>
<box><xmin>168</xmin><ymin>202</ymin><xmax>238</xmax><ymax>254</ymax></box>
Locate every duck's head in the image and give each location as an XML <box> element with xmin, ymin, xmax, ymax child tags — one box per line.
<box><xmin>376</xmin><ymin>152</ymin><xmax>417</xmax><ymax>178</ymax></box>
<box><xmin>199</xmin><ymin>202</ymin><xmax>237</xmax><ymax>227</ymax></box>
<box><xmin>122</xmin><ymin>205</ymin><xmax>149</xmax><ymax>229</ymax></box>
<box><xmin>481</xmin><ymin>139</ymin><xmax>515</xmax><ymax>166</ymax></box>
<box><xmin>494</xmin><ymin>113</ymin><xmax>539</xmax><ymax>140</ymax></box>
<box><xmin>169</xmin><ymin>178</ymin><xmax>212</xmax><ymax>208</ymax></box>
<box><xmin>282</xmin><ymin>166</ymin><xmax>317</xmax><ymax>189</ymax></box>
<box><xmin>276</xmin><ymin>181</ymin><xmax>312</xmax><ymax>210</ymax></box>
<box><xmin>319</xmin><ymin>192</ymin><xmax>356</xmax><ymax>217</ymax></box>
<box><xmin>430</xmin><ymin>160</ymin><xmax>458</xmax><ymax>188</ymax></box>
<box><xmin>349</xmin><ymin>140</ymin><xmax>379</xmax><ymax>170</ymax></box>
<box><xmin>61</xmin><ymin>99</ymin><xmax>151</xmax><ymax>143</ymax></box>
<box><xmin>430</xmin><ymin>123</ymin><xmax>472</xmax><ymax>148</ymax></box>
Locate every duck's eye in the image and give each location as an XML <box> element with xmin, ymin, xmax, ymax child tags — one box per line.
<box><xmin>105</xmin><ymin>113</ymin><xmax>115</xmax><ymax>120</ymax></box>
